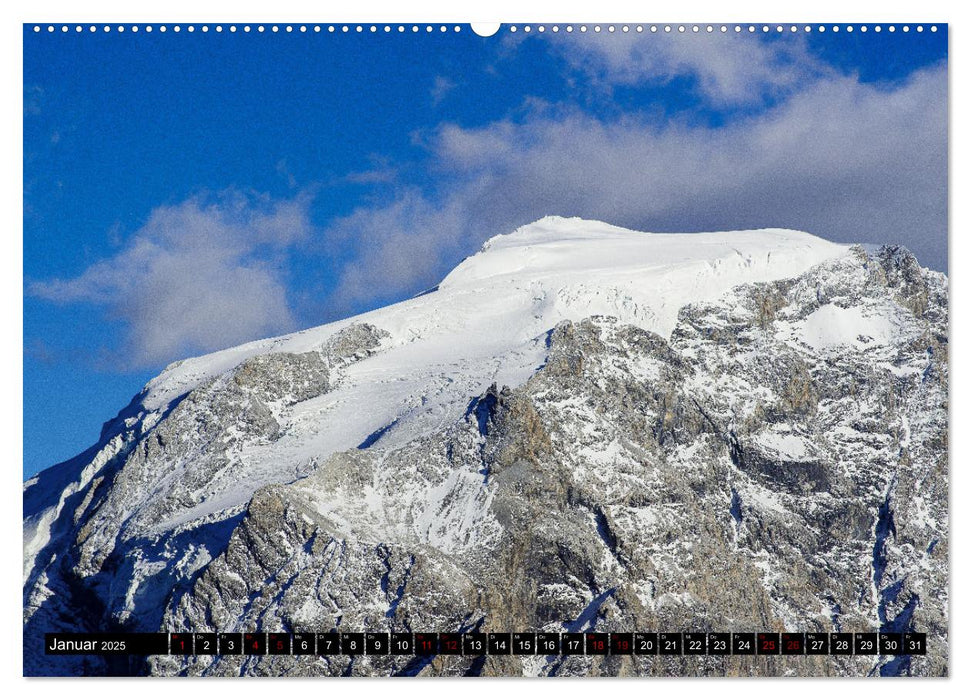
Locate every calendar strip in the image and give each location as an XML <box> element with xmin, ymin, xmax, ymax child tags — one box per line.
<box><xmin>45</xmin><ymin>631</ymin><xmax>926</xmax><ymax>656</ymax></box>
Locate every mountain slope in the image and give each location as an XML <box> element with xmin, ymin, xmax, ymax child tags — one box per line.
<box><xmin>23</xmin><ymin>217</ymin><xmax>947</xmax><ymax>676</ymax></box>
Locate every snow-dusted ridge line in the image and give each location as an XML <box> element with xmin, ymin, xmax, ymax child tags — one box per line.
<box><xmin>143</xmin><ymin>216</ymin><xmax>850</xmax><ymax>412</ymax></box>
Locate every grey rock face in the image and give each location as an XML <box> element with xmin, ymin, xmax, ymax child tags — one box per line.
<box><xmin>23</xmin><ymin>323</ymin><xmax>388</xmax><ymax>674</ymax></box>
<box><xmin>24</xmin><ymin>251</ymin><xmax>947</xmax><ymax>677</ymax></box>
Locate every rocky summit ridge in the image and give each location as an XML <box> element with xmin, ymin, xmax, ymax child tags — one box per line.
<box><xmin>23</xmin><ymin>217</ymin><xmax>948</xmax><ymax>676</ymax></box>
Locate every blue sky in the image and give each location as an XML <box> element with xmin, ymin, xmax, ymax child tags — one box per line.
<box><xmin>23</xmin><ymin>24</ymin><xmax>947</xmax><ymax>478</ymax></box>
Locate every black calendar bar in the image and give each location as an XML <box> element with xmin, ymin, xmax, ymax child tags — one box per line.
<box><xmin>44</xmin><ymin>633</ymin><xmax>168</xmax><ymax>655</ymax></box>
<box><xmin>44</xmin><ymin>631</ymin><xmax>928</xmax><ymax>656</ymax></box>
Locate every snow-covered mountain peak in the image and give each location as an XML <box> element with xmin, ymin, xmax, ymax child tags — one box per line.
<box><xmin>140</xmin><ymin>218</ymin><xmax>849</xmax><ymax>417</ymax></box>
<box><xmin>30</xmin><ymin>217</ymin><xmax>845</xmax><ymax>540</ymax></box>
<box><xmin>23</xmin><ymin>215</ymin><xmax>948</xmax><ymax>677</ymax></box>
<box><xmin>441</xmin><ymin>216</ymin><xmax>846</xmax><ymax>290</ymax></box>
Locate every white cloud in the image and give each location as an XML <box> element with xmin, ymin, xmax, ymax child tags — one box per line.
<box><xmin>29</xmin><ymin>190</ymin><xmax>314</xmax><ymax>368</ymax></box>
<box><xmin>554</xmin><ymin>31</ymin><xmax>831</xmax><ymax>107</ymax></box>
<box><xmin>320</xmin><ymin>61</ymin><xmax>947</xmax><ymax>309</ymax></box>
<box><xmin>320</xmin><ymin>188</ymin><xmax>476</xmax><ymax>312</ymax></box>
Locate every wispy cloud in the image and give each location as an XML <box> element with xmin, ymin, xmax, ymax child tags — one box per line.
<box><xmin>24</xmin><ymin>84</ymin><xmax>43</xmax><ymax>115</ymax></box>
<box><xmin>276</xmin><ymin>159</ymin><xmax>298</xmax><ymax>189</ymax></box>
<box><xmin>320</xmin><ymin>56</ymin><xmax>947</xmax><ymax>310</ymax></box>
<box><xmin>342</xmin><ymin>167</ymin><xmax>398</xmax><ymax>186</ymax></box>
<box><xmin>431</xmin><ymin>75</ymin><xmax>457</xmax><ymax>106</ymax></box>
<box><xmin>29</xmin><ymin>190</ymin><xmax>314</xmax><ymax>368</ymax></box>
<box><xmin>320</xmin><ymin>187</ymin><xmax>475</xmax><ymax>312</ymax></box>
<box><xmin>543</xmin><ymin>31</ymin><xmax>831</xmax><ymax>107</ymax></box>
